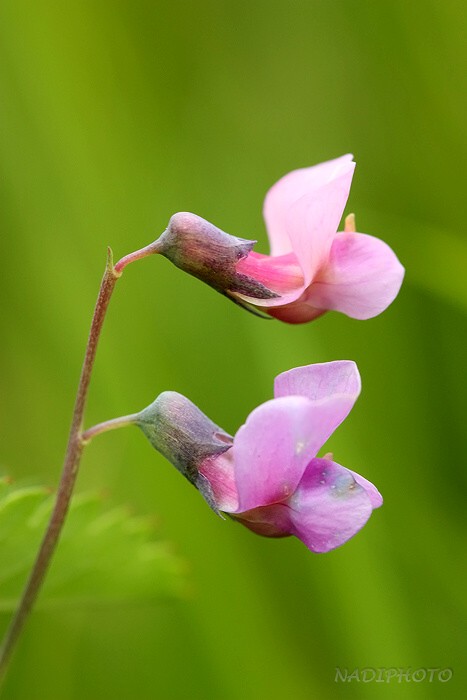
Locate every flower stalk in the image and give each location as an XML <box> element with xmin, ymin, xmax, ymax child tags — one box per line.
<box><xmin>81</xmin><ymin>413</ymin><xmax>139</xmax><ymax>444</ymax></box>
<box><xmin>0</xmin><ymin>244</ymin><xmax>148</xmax><ymax>684</ymax></box>
<box><xmin>113</xmin><ymin>240</ymin><xmax>161</xmax><ymax>274</ymax></box>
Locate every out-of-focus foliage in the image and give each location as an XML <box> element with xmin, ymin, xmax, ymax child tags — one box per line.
<box><xmin>0</xmin><ymin>476</ymin><xmax>186</xmax><ymax>608</ymax></box>
<box><xmin>0</xmin><ymin>0</ymin><xmax>466</xmax><ymax>699</ymax></box>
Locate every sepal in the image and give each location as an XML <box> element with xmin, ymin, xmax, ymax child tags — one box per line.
<box><xmin>157</xmin><ymin>212</ymin><xmax>279</xmax><ymax>301</ymax></box>
<box><xmin>136</xmin><ymin>391</ymin><xmax>233</xmax><ymax>515</ymax></box>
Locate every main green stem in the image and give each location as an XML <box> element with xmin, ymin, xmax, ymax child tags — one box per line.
<box><xmin>0</xmin><ymin>251</ymin><xmax>121</xmax><ymax>683</ymax></box>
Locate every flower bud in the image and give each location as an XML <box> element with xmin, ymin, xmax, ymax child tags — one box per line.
<box><xmin>157</xmin><ymin>212</ymin><xmax>279</xmax><ymax>308</ymax></box>
<box><xmin>136</xmin><ymin>391</ymin><xmax>233</xmax><ymax>515</ymax></box>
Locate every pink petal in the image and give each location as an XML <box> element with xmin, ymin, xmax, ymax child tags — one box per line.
<box><xmin>199</xmin><ymin>451</ymin><xmax>239</xmax><ymax>513</ymax></box>
<box><xmin>232</xmin><ymin>395</ymin><xmax>353</xmax><ymax>513</ymax></box>
<box><xmin>273</xmin><ymin>361</ymin><xmax>361</xmax><ymax>456</ymax></box>
<box><xmin>274</xmin><ymin>360</ymin><xmax>361</xmax><ymax>403</ymax></box>
<box><xmin>288</xmin><ymin>458</ymin><xmax>374</xmax><ymax>553</ymax></box>
<box><xmin>231</xmin><ymin>396</ymin><xmax>319</xmax><ymax>512</ymax></box>
<box><xmin>266</xmin><ymin>300</ymin><xmax>327</xmax><ymax>324</ymax></box>
<box><xmin>232</xmin><ymin>503</ymin><xmax>293</xmax><ymax>538</ymax></box>
<box><xmin>349</xmin><ymin>470</ymin><xmax>383</xmax><ymax>508</ymax></box>
<box><xmin>235</xmin><ymin>251</ymin><xmax>305</xmax><ymax>304</ymax></box>
<box><xmin>304</xmin><ymin>231</ymin><xmax>405</xmax><ymax>320</ymax></box>
<box><xmin>263</xmin><ymin>154</ymin><xmax>355</xmax><ymax>258</ymax></box>
<box><xmin>284</xmin><ymin>171</ymin><xmax>355</xmax><ymax>286</ymax></box>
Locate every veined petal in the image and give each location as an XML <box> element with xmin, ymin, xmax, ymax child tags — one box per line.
<box><xmin>263</xmin><ymin>154</ymin><xmax>355</xmax><ymax>259</ymax></box>
<box><xmin>232</xmin><ymin>395</ymin><xmax>350</xmax><ymax>513</ymax></box>
<box><xmin>288</xmin><ymin>458</ymin><xmax>374</xmax><ymax>553</ymax></box>
<box><xmin>304</xmin><ymin>231</ymin><xmax>405</xmax><ymax>319</ymax></box>
<box><xmin>274</xmin><ymin>360</ymin><xmax>361</xmax><ymax>403</ymax></box>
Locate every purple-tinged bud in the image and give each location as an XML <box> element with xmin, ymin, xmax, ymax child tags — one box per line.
<box><xmin>136</xmin><ymin>391</ymin><xmax>233</xmax><ymax>515</ymax></box>
<box><xmin>157</xmin><ymin>212</ymin><xmax>279</xmax><ymax>307</ymax></box>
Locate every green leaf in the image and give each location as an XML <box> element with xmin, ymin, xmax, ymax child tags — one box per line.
<box><xmin>0</xmin><ymin>476</ymin><xmax>187</xmax><ymax>610</ymax></box>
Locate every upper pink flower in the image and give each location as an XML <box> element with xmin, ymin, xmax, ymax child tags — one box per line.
<box><xmin>137</xmin><ymin>361</ymin><xmax>382</xmax><ymax>553</ymax></box>
<box><xmin>157</xmin><ymin>155</ymin><xmax>404</xmax><ymax>323</ymax></box>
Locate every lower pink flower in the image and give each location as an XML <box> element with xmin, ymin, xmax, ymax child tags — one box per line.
<box><xmin>137</xmin><ymin>361</ymin><xmax>382</xmax><ymax>553</ymax></box>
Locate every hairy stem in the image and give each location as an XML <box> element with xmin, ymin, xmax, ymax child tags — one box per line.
<box><xmin>0</xmin><ymin>250</ymin><xmax>120</xmax><ymax>683</ymax></box>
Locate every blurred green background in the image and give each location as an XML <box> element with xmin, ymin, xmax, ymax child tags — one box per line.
<box><xmin>1</xmin><ymin>0</ymin><xmax>466</xmax><ymax>698</ymax></box>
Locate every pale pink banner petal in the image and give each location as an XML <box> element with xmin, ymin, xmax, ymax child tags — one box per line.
<box><xmin>284</xmin><ymin>169</ymin><xmax>355</xmax><ymax>286</ymax></box>
<box><xmin>232</xmin><ymin>396</ymin><xmax>320</xmax><ymax>512</ymax></box>
<box><xmin>263</xmin><ymin>154</ymin><xmax>355</xmax><ymax>257</ymax></box>
<box><xmin>274</xmin><ymin>360</ymin><xmax>361</xmax><ymax>403</ymax></box>
<box><xmin>232</xmin><ymin>393</ymin><xmax>359</xmax><ymax>513</ymax></box>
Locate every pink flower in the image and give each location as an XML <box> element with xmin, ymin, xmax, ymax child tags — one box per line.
<box><xmin>137</xmin><ymin>361</ymin><xmax>382</xmax><ymax>553</ymax></box>
<box><xmin>158</xmin><ymin>155</ymin><xmax>404</xmax><ymax>323</ymax></box>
